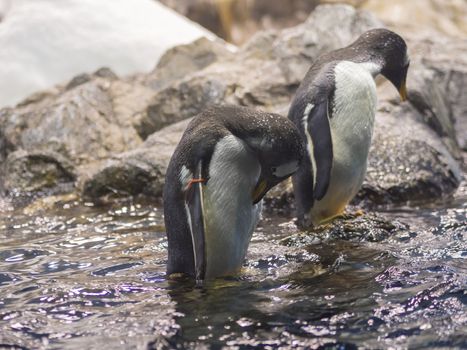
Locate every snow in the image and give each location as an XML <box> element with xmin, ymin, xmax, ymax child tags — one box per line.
<box><xmin>0</xmin><ymin>0</ymin><xmax>216</xmax><ymax>107</ymax></box>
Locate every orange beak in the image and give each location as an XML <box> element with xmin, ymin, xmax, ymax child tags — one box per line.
<box><xmin>399</xmin><ymin>79</ymin><xmax>408</xmax><ymax>101</ymax></box>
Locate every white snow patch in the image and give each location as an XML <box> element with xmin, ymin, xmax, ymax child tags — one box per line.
<box><xmin>0</xmin><ymin>0</ymin><xmax>217</xmax><ymax>107</ymax></box>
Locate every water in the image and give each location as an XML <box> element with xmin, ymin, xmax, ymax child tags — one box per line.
<box><xmin>0</xmin><ymin>185</ymin><xmax>465</xmax><ymax>349</ymax></box>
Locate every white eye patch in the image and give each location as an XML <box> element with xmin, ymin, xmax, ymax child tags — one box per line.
<box><xmin>272</xmin><ymin>161</ymin><xmax>299</xmax><ymax>178</ymax></box>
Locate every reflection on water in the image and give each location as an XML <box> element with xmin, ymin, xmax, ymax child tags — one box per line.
<box><xmin>0</xmin><ymin>187</ymin><xmax>465</xmax><ymax>349</ymax></box>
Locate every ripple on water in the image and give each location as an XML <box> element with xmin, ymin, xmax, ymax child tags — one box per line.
<box><xmin>0</xmin><ymin>195</ymin><xmax>465</xmax><ymax>349</ymax></box>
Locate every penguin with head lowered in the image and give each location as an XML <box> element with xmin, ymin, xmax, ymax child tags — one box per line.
<box><xmin>288</xmin><ymin>28</ymin><xmax>409</xmax><ymax>228</ymax></box>
<box><xmin>164</xmin><ymin>105</ymin><xmax>304</xmax><ymax>280</ymax></box>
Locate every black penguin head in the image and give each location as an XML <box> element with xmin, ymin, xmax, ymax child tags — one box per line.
<box><xmin>355</xmin><ymin>28</ymin><xmax>410</xmax><ymax>100</ymax></box>
<box><xmin>247</xmin><ymin>117</ymin><xmax>305</xmax><ymax>204</ymax></box>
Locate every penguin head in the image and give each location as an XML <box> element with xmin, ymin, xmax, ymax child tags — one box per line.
<box><xmin>245</xmin><ymin>117</ymin><xmax>305</xmax><ymax>204</ymax></box>
<box><xmin>356</xmin><ymin>28</ymin><xmax>410</xmax><ymax>100</ymax></box>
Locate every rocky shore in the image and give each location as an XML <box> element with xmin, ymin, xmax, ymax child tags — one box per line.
<box><xmin>0</xmin><ymin>4</ymin><xmax>465</xmax><ymax>214</ymax></box>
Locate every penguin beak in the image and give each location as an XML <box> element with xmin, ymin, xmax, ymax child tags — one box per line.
<box><xmin>384</xmin><ymin>63</ymin><xmax>409</xmax><ymax>102</ymax></box>
<box><xmin>252</xmin><ymin>177</ymin><xmax>274</xmax><ymax>204</ymax></box>
<box><xmin>399</xmin><ymin>79</ymin><xmax>408</xmax><ymax>101</ymax></box>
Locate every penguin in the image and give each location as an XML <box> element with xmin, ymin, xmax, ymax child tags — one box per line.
<box><xmin>163</xmin><ymin>104</ymin><xmax>304</xmax><ymax>281</ymax></box>
<box><xmin>288</xmin><ymin>28</ymin><xmax>410</xmax><ymax>228</ymax></box>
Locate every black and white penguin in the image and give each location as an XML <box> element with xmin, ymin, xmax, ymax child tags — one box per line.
<box><xmin>164</xmin><ymin>104</ymin><xmax>304</xmax><ymax>280</ymax></box>
<box><xmin>288</xmin><ymin>28</ymin><xmax>409</xmax><ymax>228</ymax></box>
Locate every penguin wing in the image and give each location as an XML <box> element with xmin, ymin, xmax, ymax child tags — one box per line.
<box><xmin>303</xmin><ymin>94</ymin><xmax>333</xmax><ymax>201</ymax></box>
<box><xmin>184</xmin><ymin>161</ymin><xmax>207</xmax><ymax>281</ymax></box>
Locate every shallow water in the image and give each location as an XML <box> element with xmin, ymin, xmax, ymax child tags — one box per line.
<box><xmin>0</xmin><ymin>185</ymin><xmax>465</xmax><ymax>349</ymax></box>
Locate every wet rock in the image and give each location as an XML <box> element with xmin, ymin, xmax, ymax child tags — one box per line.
<box><xmin>353</xmin><ymin>101</ymin><xmax>462</xmax><ymax>207</ymax></box>
<box><xmin>3</xmin><ymin>149</ymin><xmax>75</xmax><ymax>195</ymax></box>
<box><xmin>280</xmin><ymin>212</ymin><xmax>410</xmax><ymax>245</ymax></box>
<box><xmin>81</xmin><ymin>119</ymin><xmax>190</xmax><ymax>201</ymax></box>
<box><xmin>80</xmin><ymin>156</ymin><xmax>166</xmax><ymax>201</ymax></box>
<box><xmin>1</xmin><ymin>79</ymin><xmax>142</xmax><ymax>164</ymax></box>
<box><xmin>0</xmin><ymin>78</ymin><xmax>144</xmax><ymax>197</ymax></box>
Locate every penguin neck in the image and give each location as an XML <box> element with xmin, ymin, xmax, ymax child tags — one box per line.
<box><xmin>355</xmin><ymin>60</ymin><xmax>382</xmax><ymax>78</ymax></box>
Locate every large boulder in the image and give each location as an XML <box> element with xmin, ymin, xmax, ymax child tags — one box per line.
<box><xmin>405</xmin><ymin>36</ymin><xmax>467</xmax><ymax>152</ymax></box>
<box><xmin>353</xmin><ymin>99</ymin><xmax>462</xmax><ymax>207</ymax></box>
<box><xmin>0</xmin><ymin>75</ymin><xmax>144</xmax><ymax>197</ymax></box>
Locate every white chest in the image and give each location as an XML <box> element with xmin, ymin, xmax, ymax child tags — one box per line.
<box><xmin>310</xmin><ymin>61</ymin><xmax>377</xmax><ymax>224</ymax></box>
<box><xmin>331</xmin><ymin>61</ymin><xmax>377</xmax><ymax>153</ymax></box>
<box><xmin>202</xmin><ymin>135</ymin><xmax>262</xmax><ymax>278</ymax></box>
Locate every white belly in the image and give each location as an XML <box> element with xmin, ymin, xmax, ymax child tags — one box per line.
<box><xmin>310</xmin><ymin>61</ymin><xmax>377</xmax><ymax>225</ymax></box>
<box><xmin>202</xmin><ymin>135</ymin><xmax>262</xmax><ymax>278</ymax></box>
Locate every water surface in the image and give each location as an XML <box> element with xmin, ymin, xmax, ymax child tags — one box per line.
<box><xmin>0</xmin><ymin>185</ymin><xmax>465</xmax><ymax>349</ymax></box>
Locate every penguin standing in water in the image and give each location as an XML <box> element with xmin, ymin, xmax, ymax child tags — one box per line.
<box><xmin>164</xmin><ymin>105</ymin><xmax>304</xmax><ymax>281</ymax></box>
<box><xmin>288</xmin><ymin>28</ymin><xmax>410</xmax><ymax>228</ymax></box>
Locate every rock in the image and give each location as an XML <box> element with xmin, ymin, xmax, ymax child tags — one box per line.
<box><xmin>0</xmin><ymin>35</ymin><xmax>232</xmax><ymax>199</ymax></box>
<box><xmin>81</xmin><ymin>119</ymin><xmax>190</xmax><ymax>201</ymax></box>
<box><xmin>65</xmin><ymin>73</ymin><xmax>93</xmax><ymax>91</ymax></box>
<box><xmin>135</xmin><ymin>4</ymin><xmax>381</xmax><ymax>136</ymax></box>
<box><xmin>280</xmin><ymin>212</ymin><xmax>411</xmax><ymax>245</ymax></box>
<box><xmin>0</xmin><ymin>78</ymin><xmax>146</xmax><ymax>197</ymax></box>
<box><xmin>1</xmin><ymin>79</ymin><xmax>142</xmax><ymax>165</ymax></box>
<box><xmin>352</xmin><ymin>100</ymin><xmax>462</xmax><ymax>207</ymax></box>
<box><xmin>0</xmin><ymin>0</ymin><xmax>215</xmax><ymax>108</ymax></box>
<box><xmin>0</xmin><ymin>3</ymin><xmax>464</xmax><ymax>208</ymax></box>
<box><xmin>137</xmin><ymin>75</ymin><xmax>228</xmax><ymax>138</ymax></box>
<box><xmin>3</xmin><ymin>149</ymin><xmax>75</xmax><ymax>195</ymax></box>
<box><xmin>405</xmin><ymin>36</ymin><xmax>467</xmax><ymax>152</ymax></box>
<box><xmin>142</xmin><ymin>37</ymin><xmax>235</xmax><ymax>91</ymax></box>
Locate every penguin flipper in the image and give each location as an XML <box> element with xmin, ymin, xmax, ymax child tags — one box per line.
<box><xmin>184</xmin><ymin>162</ymin><xmax>207</xmax><ymax>281</ymax></box>
<box><xmin>305</xmin><ymin>97</ymin><xmax>333</xmax><ymax>201</ymax></box>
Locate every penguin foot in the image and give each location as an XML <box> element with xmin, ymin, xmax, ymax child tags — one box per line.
<box><xmin>340</xmin><ymin>209</ymin><xmax>365</xmax><ymax>220</ymax></box>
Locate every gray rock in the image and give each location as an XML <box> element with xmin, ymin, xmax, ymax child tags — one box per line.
<box><xmin>65</xmin><ymin>73</ymin><xmax>93</xmax><ymax>90</ymax></box>
<box><xmin>0</xmin><ymin>78</ymin><xmax>145</xmax><ymax>197</ymax></box>
<box><xmin>3</xmin><ymin>149</ymin><xmax>75</xmax><ymax>195</ymax></box>
<box><xmin>134</xmin><ymin>4</ymin><xmax>381</xmax><ymax>137</ymax></box>
<box><xmin>352</xmin><ymin>100</ymin><xmax>462</xmax><ymax>207</ymax></box>
<box><xmin>81</xmin><ymin>119</ymin><xmax>190</xmax><ymax>201</ymax></box>
<box><xmin>280</xmin><ymin>212</ymin><xmax>411</xmax><ymax>245</ymax></box>
<box><xmin>405</xmin><ymin>36</ymin><xmax>467</xmax><ymax>152</ymax></box>
<box><xmin>136</xmin><ymin>75</ymin><xmax>227</xmax><ymax>139</ymax></box>
<box><xmin>1</xmin><ymin>79</ymin><xmax>142</xmax><ymax>164</ymax></box>
<box><xmin>0</xmin><ymin>3</ymin><xmax>464</xmax><ymax>208</ymax></box>
<box><xmin>142</xmin><ymin>37</ymin><xmax>235</xmax><ymax>90</ymax></box>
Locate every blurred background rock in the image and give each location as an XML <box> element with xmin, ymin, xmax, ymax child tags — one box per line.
<box><xmin>158</xmin><ymin>0</ymin><xmax>467</xmax><ymax>44</ymax></box>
